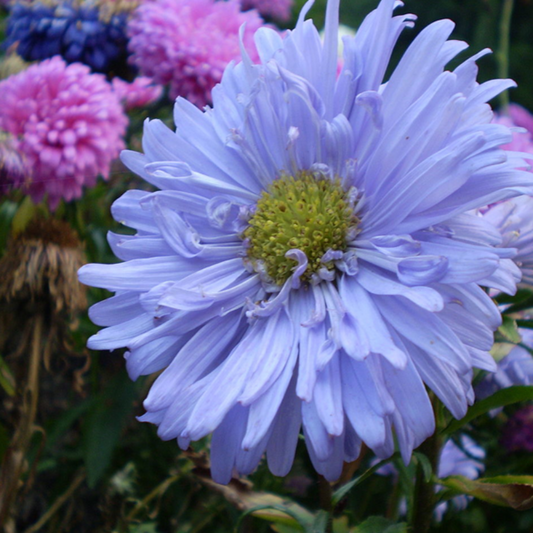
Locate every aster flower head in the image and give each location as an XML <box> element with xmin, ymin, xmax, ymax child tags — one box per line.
<box><xmin>483</xmin><ymin>196</ymin><xmax>533</xmax><ymax>287</ymax></box>
<box><xmin>0</xmin><ymin>56</ymin><xmax>127</xmax><ymax>209</ymax></box>
<box><xmin>476</xmin><ymin>328</ymin><xmax>533</xmax><ymax>400</ymax></box>
<box><xmin>127</xmin><ymin>0</ymin><xmax>266</xmax><ymax>107</ymax></box>
<box><xmin>79</xmin><ymin>0</ymin><xmax>533</xmax><ymax>483</ymax></box>
<box><xmin>240</xmin><ymin>0</ymin><xmax>293</xmax><ymax>21</ymax></box>
<box><xmin>4</xmin><ymin>0</ymin><xmax>139</xmax><ymax>72</ymax></box>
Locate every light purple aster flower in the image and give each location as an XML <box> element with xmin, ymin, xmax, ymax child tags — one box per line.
<box><xmin>483</xmin><ymin>196</ymin><xmax>533</xmax><ymax>287</ymax></box>
<box><xmin>79</xmin><ymin>0</ymin><xmax>533</xmax><ymax>483</ymax></box>
<box><xmin>476</xmin><ymin>328</ymin><xmax>533</xmax><ymax>400</ymax></box>
<box><xmin>435</xmin><ymin>436</ymin><xmax>485</xmax><ymax>520</ymax></box>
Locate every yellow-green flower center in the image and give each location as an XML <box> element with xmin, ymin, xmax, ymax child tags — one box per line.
<box><xmin>244</xmin><ymin>171</ymin><xmax>358</xmax><ymax>286</ymax></box>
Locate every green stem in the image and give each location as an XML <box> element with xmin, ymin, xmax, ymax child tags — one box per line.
<box><xmin>410</xmin><ymin>402</ymin><xmax>445</xmax><ymax>533</ymax></box>
<box><xmin>318</xmin><ymin>475</ymin><xmax>333</xmax><ymax>533</ymax></box>
<box><xmin>497</xmin><ymin>0</ymin><xmax>515</xmax><ymax>110</ymax></box>
<box><xmin>0</xmin><ymin>314</ymin><xmax>43</xmax><ymax>526</ymax></box>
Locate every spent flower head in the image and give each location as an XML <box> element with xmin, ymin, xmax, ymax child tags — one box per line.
<box><xmin>80</xmin><ymin>0</ymin><xmax>533</xmax><ymax>483</ymax></box>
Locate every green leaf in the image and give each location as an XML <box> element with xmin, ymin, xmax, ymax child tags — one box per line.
<box><xmin>442</xmin><ymin>385</ymin><xmax>533</xmax><ymax>435</ymax></box>
<box><xmin>332</xmin><ymin>517</ymin><xmax>350</xmax><ymax>533</ymax></box>
<box><xmin>45</xmin><ymin>396</ymin><xmax>95</xmax><ymax>453</ymax></box>
<box><xmin>516</xmin><ymin>319</ymin><xmax>533</xmax><ymax>330</ymax></box>
<box><xmin>353</xmin><ymin>517</ymin><xmax>408</xmax><ymax>533</ymax></box>
<box><xmin>128</xmin><ymin>523</ymin><xmax>159</xmax><ymax>533</ymax></box>
<box><xmin>497</xmin><ymin>316</ymin><xmax>522</xmax><ymax>344</ymax></box>
<box><xmin>11</xmin><ymin>195</ymin><xmax>36</xmax><ymax>236</ymax></box>
<box><xmin>0</xmin><ymin>354</ymin><xmax>15</xmax><ymax>397</ymax></box>
<box><xmin>311</xmin><ymin>510</ymin><xmax>330</xmax><ymax>533</ymax></box>
<box><xmin>413</xmin><ymin>452</ymin><xmax>433</xmax><ymax>483</ymax></box>
<box><xmin>438</xmin><ymin>475</ymin><xmax>533</xmax><ymax>510</ymax></box>
<box><xmin>332</xmin><ymin>455</ymin><xmax>396</xmax><ymax>508</ymax></box>
<box><xmin>83</xmin><ymin>372</ymin><xmax>138</xmax><ymax>487</ymax></box>
<box><xmin>495</xmin><ymin>288</ymin><xmax>533</xmax><ymax>305</ymax></box>
<box><xmin>0</xmin><ymin>200</ymin><xmax>17</xmax><ymax>253</ymax></box>
<box><xmin>501</xmin><ymin>291</ymin><xmax>533</xmax><ymax>314</ymax></box>
<box><xmin>236</xmin><ymin>503</ymin><xmax>310</xmax><ymax>532</ymax></box>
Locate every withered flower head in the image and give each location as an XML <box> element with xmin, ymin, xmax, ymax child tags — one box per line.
<box><xmin>0</xmin><ymin>217</ymin><xmax>86</xmax><ymax>316</ymax></box>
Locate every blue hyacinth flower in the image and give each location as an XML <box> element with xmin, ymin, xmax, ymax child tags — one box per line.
<box><xmin>79</xmin><ymin>0</ymin><xmax>533</xmax><ymax>483</ymax></box>
<box><xmin>5</xmin><ymin>0</ymin><xmax>135</xmax><ymax>72</ymax></box>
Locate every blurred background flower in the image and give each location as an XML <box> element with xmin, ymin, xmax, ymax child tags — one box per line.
<box><xmin>127</xmin><ymin>0</ymin><xmax>267</xmax><ymax>106</ymax></box>
<box><xmin>0</xmin><ymin>56</ymin><xmax>127</xmax><ymax>209</ymax></box>
<box><xmin>4</xmin><ymin>0</ymin><xmax>139</xmax><ymax>73</ymax></box>
<box><xmin>476</xmin><ymin>329</ymin><xmax>533</xmax><ymax>400</ymax></box>
<box><xmin>434</xmin><ymin>436</ymin><xmax>486</xmax><ymax>520</ymax></box>
<box><xmin>111</xmin><ymin>75</ymin><xmax>162</xmax><ymax>111</ymax></box>
<box><xmin>501</xmin><ymin>404</ymin><xmax>533</xmax><ymax>452</ymax></box>
<box><xmin>493</xmin><ymin>103</ymin><xmax>533</xmax><ymax>157</ymax></box>
<box><xmin>483</xmin><ymin>196</ymin><xmax>533</xmax><ymax>288</ymax></box>
<box><xmin>240</xmin><ymin>0</ymin><xmax>293</xmax><ymax>21</ymax></box>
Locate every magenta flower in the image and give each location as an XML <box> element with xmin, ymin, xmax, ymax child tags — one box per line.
<box><xmin>112</xmin><ymin>76</ymin><xmax>163</xmax><ymax>111</ymax></box>
<box><xmin>508</xmin><ymin>103</ymin><xmax>533</xmax><ymax>136</ymax></box>
<box><xmin>240</xmin><ymin>0</ymin><xmax>293</xmax><ymax>21</ymax></box>
<box><xmin>0</xmin><ymin>56</ymin><xmax>127</xmax><ymax>209</ymax></box>
<box><xmin>493</xmin><ymin>105</ymin><xmax>533</xmax><ymax>158</ymax></box>
<box><xmin>127</xmin><ymin>0</ymin><xmax>267</xmax><ymax>107</ymax></box>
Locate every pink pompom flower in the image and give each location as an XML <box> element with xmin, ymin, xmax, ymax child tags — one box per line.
<box><xmin>508</xmin><ymin>103</ymin><xmax>533</xmax><ymax>136</ymax></box>
<box><xmin>240</xmin><ymin>0</ymin><xmax>293</xmax><ymax>21</ymax></box>
<box><xmin>127</xmin><ymin>0</ymin><xmax>267</xmax><ymax>107</ymax></box>
<box><xmin>112</xmin><ymin>76</ymin><xmax>163</xmax><ymax>111</ymax></box>
<box><xmin>493</xmin><ymin>104</ymin><xmax>533</xmax><ymax>158</ymax></box>
<box><xmin>0</xmin><ymin>56</ymin><xmax>127</xmax><ymax>209</ymax></box>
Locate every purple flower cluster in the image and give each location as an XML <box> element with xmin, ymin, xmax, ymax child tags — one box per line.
<box><xmin>5</xmin><ymin>0</ymin><xmax>139</xmax><ymax>72</ymax></box>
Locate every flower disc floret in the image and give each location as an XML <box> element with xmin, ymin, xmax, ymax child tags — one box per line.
<box><xmin>244</xmin><ymin>172</ymin><xmax>356</xmax><ymax>285</ymax></box>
